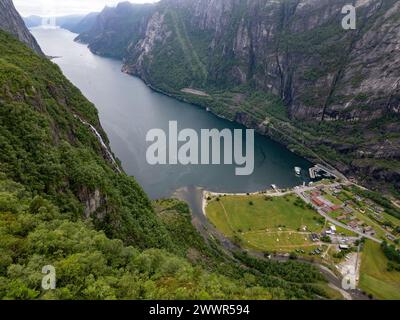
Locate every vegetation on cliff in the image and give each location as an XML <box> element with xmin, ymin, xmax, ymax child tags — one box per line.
<box><xmin>0</xmin><ymin>29</ymin><xmax>337</xmax><ymax>299</ymax></box>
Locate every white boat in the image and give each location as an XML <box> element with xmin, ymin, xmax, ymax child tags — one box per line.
<box><xmin>295</xmin><ymin>167</ymin><xmax>301</xmax><ymax>175</ymax></box>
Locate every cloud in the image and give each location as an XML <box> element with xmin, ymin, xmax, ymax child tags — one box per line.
<box><xmin>14</xmin><ymin>0</ymin><xmax>158</xmax><ymax>17</ymax></box>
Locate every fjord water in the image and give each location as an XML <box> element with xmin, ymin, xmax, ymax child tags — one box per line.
<box><xmin>32</xmin><ymin>27</ymin><xmax>312</xmax><ymax>199</ymax></box>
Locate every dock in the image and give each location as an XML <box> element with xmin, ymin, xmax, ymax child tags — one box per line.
<box><xmin>309</xmin><ymin>164</ymin><xmax>339</xmax><ymax>180</ymax></box>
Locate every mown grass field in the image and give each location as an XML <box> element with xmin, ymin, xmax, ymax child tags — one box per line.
<box><xmin>206</xmin><ymin>194</ymin><xmax>324</xmax><ymax>251</ymax></box>
<box><xmin>242</xmin><ymin>231</ymin><xmax>319</xmax><ymax>252</ymax></box>
<box><xmin>359</xmin><ymin>240</ymin><xmax>400</xmax><ymax>300</ymax></box>
<box><xmin>323</xmin><ymin>193</ymin><xmax>343</xmax><ymax>206</ymax></box>
<box><xmin>334</xmin><ymin>225</ymin><xmax>357</xmax><ymax>237</ymax></box>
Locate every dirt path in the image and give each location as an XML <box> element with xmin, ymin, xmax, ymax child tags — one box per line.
<box><xmin>218</xmin><ymin>200</ymin><xmax>235</xmax><ymax>232</ymax></box>
<box><xmin>181</xmin><ymin>88</ymin><xmax>209</xmax><ymax>97</ymax></box>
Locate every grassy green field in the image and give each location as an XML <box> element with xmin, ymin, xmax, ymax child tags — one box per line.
<box><xmin>206</xmin><ymin>194</ymin><xmax>324</xmax><ymax>251</ymax></box>
<box><xmin>381</xmin><ymin>211</ymin><xmax>400</xmax><ymax>229</ymax></box>
<box><xmin>334</xmin><ymin>225</ymin><xmax>357</xmax><ymax>237</ymax></box>
<box><xmin>242</xmin><ymin>231</ymin><xmax>319</xmax><ymax>252</ymax></box>
<box><xmin>359</xmin><ymin>240</ymin><xmax>400</xmax><ymax>300</ymax></box>
<box><xmin>323</xmin><ymin>193</ymin><xmax>343</xmax><ymax>206</ymax></box>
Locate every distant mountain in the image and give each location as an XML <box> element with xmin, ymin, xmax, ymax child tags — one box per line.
<box><xmin>22</xmin><ymin>15</ymin><xmax>42</xmax><ymax>28</ymax></box>
<box><xmin>76</xmin><ymin>2</ymin><xmax>155</xmax><ymax>59</ymax></box>
<box><xmin>0</xmin><ymin>0</ymin><xmax>43</xmax><ymax>55</ymax></box>
<box><xmin>23</xmin><ymin>12</ymin><xmax>99</xmax><ymax>34</ymax></box>
<box><xmin>69</xmin><ymin>12</ymin><xmax>99</xmax><ymax>34</ymax></box>
<box><xmin>56</xmin><ymin>14</ymin><xmax>87</xmax><ymax>31</ymax></box>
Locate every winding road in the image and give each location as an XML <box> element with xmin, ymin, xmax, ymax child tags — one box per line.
<box><xmin>293</xmin><ymin>186</ymin><xmax>382</xmax><ymax>244</ymax></box>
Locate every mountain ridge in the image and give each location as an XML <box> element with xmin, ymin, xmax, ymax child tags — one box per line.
<box><xmin>23</xmin><ymin>13</ymin><xmax>99</xmax><ymax>34</ymax></box>
<box><xmin>0</xmin><ymin>0</ymin><xmax>43</xmax><ymax>55</ymax></box>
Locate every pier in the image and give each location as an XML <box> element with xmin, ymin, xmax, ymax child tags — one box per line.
<box><xmin>309</xmin><ymin>164</ymin><xmax>343</xmax><ymax>180</ymax></box>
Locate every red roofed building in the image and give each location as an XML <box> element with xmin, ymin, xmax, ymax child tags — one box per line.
<box><xmin>312</xmin><ymin>197</ymin><xmax>324</xmax><ymax>207</ymax></box>
<box><xmin>322</xmin><ymin>206</ymin><xmax>332</xmax><ymax>213</ymax></box>
<box><xmin>311</xmin><ymin>191</ymin><xmax>321</xmax><ymax>197</ymax></box>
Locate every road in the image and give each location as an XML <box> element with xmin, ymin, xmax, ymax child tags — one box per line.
<box><xmin>294</xmin><ymin>187</ymin><xmax>382</xmax><ymax>244</ymax></box>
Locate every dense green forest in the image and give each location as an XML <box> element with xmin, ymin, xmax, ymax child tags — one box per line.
<box><xmin>0</xmin><ymin>175</ymin><xmax>272</xmax><ymax>299</ymax></box>
<box><xmin>0</xmin><ymin>30</ymin><xmax>339</xmax><ymax>299</ymax></box>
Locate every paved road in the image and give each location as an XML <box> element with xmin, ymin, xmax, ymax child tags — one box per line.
<box><xmin>294</xmin><ymin>188</ymin><xmax>382</xmax><ymax>244</ymax></box>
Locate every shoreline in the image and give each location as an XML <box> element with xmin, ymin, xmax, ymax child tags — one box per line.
<box><xmin>128</xmin><ymin>73</ymin><xmax>349</xmax><ymax>184</ymax></box>
<box><xmin>75</xmin><ymin>32</ymin><xmax>353</xmax><ymax>195</ymax></box>
<box><xmin>189</xmin><ymin>185</ymin><xmax>366</xmax><ymax>301</ymax></box>
<box><xmin>202</xmin><ymin>188</ymin><xmax>292</xmax><ymax>217</ymax></box>
<box><xmin>201</xmin><ymin>179</ymin><xmax>334</xmax><ymax>216</ymax></box>
<box><xmin>72</xmin><ymin>27</ymin><xmax>397</xmax><ymax>202</ymax></box>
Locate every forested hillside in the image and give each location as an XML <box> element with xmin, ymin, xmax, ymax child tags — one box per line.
<box><xmin>76</xmin><ymin>2</ymin><xmax>155</xmax><ymax>59</ymax></box>
<box><xmin>0</xmin><ymin>26</ymin><xmax>338</xmax><ymax>299</ymax></box>
<box><xmin>0</xmin><ymin>30</ymin><xmax>174</xmax><ymax>250</ymax></box>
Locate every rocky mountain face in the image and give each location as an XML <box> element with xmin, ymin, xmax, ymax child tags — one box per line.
<box><xmin>77</xmin><ymin>0</ymin><xmax>400</xmax><ymax>195</ymax></box>
<box><xmin>0</xmin><ymin>0</ymin><xmax>43</xmax><ymax>55</ymax></box>
<box><xmin>69</xmin><ymin>12</ymin><xmax>99</xmax><ymax>34</ymax></box>
<box><xmin>76</xmin><ymin>2</ymin><xmax>155</xmax><ymax>59</ymax></box>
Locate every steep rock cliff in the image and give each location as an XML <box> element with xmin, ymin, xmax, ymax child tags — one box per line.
<box><xmin>128</xmin><ymin>0</ymin><xmax>400</xmax><ymax>121</ymax></box>
<box><xmin>76</xmin><ymin>2</ymin><xmax>155</xmax><ymax>59</ymax></box>
<box><xmin>0</xmin><ymin>0</ymin><xmax>43</xmax><ymax>55</ymax></box>
<box><xmin>82</xmin><ymin>0</ymin><xmax>399</xmax><ymax>194</ymax></box>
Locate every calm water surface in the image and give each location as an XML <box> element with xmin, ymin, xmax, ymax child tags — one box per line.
<box><xmin>32</xmin><ymin>27</ymin><xmax>312</xmax><ymax>199</ymax></box>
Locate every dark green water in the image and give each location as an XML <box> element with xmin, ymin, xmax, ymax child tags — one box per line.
<box><xmin>32</xmin><ymin>27</ymin><xmax>312</xmax><ymax>199</ymax></box>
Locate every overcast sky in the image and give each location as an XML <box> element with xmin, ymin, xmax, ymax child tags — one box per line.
<box><xmin>14</xmin><ymin>0</ymin><xmax>158</xmax><ymax>17</ymax></box>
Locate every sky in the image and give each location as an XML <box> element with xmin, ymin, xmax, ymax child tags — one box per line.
<box><xmin>14</xmin><ymin>0</ymin><xmax>158</xmax><ymax>17</ymax></box>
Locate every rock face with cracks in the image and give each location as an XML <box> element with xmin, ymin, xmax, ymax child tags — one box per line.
<box><xmin>0</xmin><ymin>0</ymin><xmax>43</xmax><ymax>55</ymax></box>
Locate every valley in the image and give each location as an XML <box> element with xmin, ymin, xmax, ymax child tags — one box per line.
<box><xmin>0</xmin><ymin>0</ymin><xmax>399</xmax><ymax>303</ymax></box>
<box><xmin>30</xmin><ymin>18</ymin><xmax>400</xmax><ymax>301</ymax></box>
<box><xmin>76</xmin><ymin>0</ymin><xmax>400</xmax><ymax>197</ymax></box>
<box><xmin>31</xmin><ymin>27</ymin><xmax>313</xmax><ymax>199</ymax></box>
